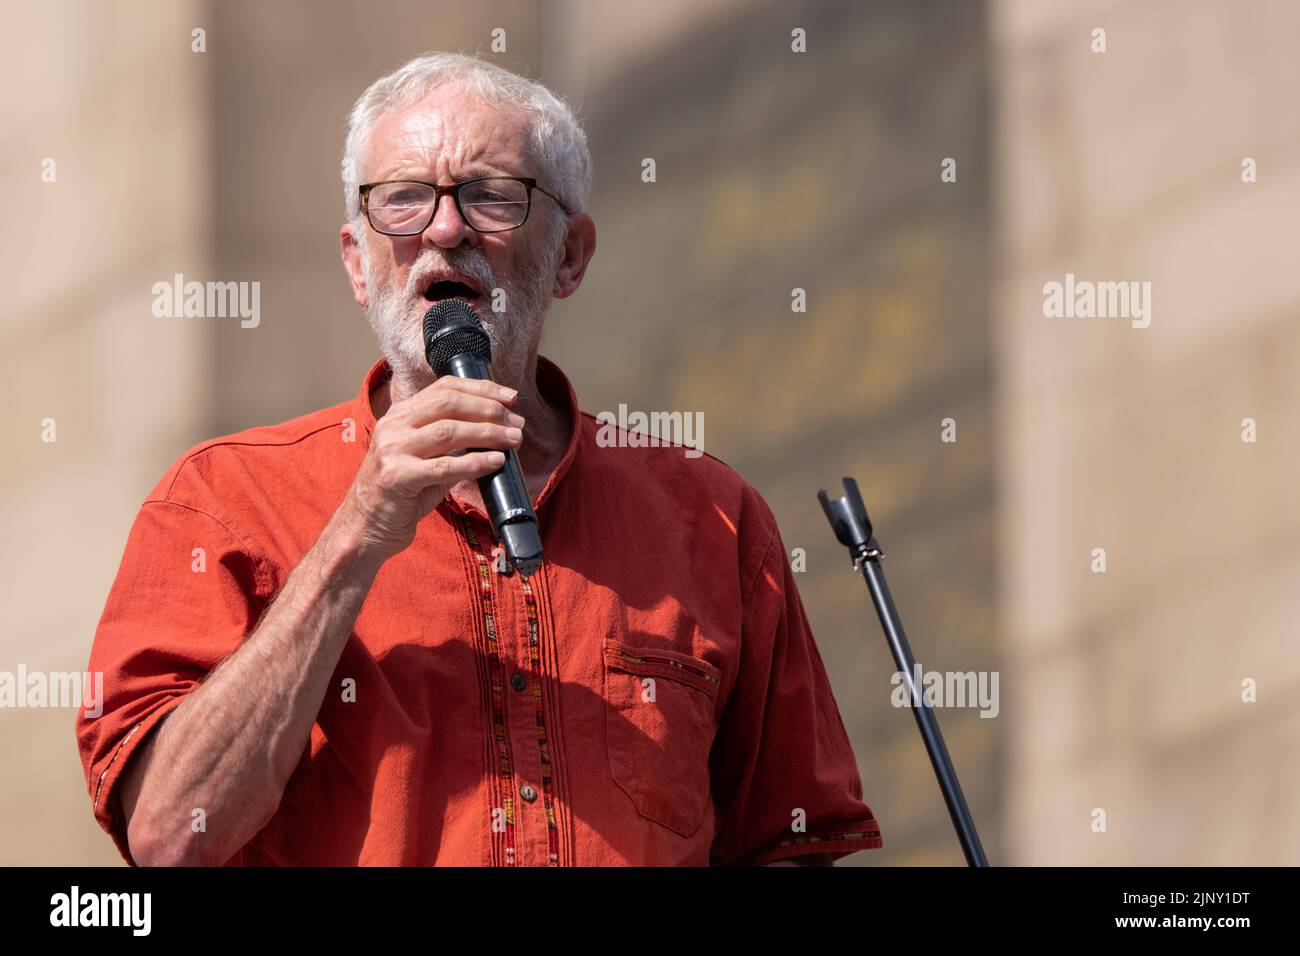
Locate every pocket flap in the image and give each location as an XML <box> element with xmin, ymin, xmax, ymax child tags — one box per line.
<box><xmin>603</xmin><ymin>644</ymin><xmax>722</xmax><ymax>698</ymax></box>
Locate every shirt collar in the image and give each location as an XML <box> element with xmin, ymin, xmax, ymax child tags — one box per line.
<box><xmin>353</xmin><ymin>355</ymin><xmax>582</xmax><ymax>511</ymax></box>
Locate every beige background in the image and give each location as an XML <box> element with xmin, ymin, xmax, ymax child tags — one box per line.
<box><xmin>0</xmin><ymin>0</ymin><xmax>1296</xmax><ymax>865</ymax></box>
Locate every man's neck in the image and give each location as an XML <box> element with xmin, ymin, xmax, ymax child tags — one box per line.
<box><xmin>372</xmin><ymin>355</ymin><xmax>571</xmax><ymax>511</ymax></box>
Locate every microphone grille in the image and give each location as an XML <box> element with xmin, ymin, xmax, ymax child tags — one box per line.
<box><xmin>423</xmin><ymin>300</ymin><xmax>491</xmax><ymax>375</ymax></box>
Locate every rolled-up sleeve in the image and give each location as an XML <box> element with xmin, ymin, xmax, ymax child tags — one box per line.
<box><xmin>75</xmin><ymin>495</ymin><xmax>268</xmax><ymax>864</ymax></box>
<box><xmin>709</xmin><ymin>518</ymin><xmax>883</xmax><ymax>866</ymax></box>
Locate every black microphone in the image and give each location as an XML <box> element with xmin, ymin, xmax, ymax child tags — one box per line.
<box><xmin>422</xmin><ymin>300</ymin><xmax>542</xmax><ymax>577</ymax></box>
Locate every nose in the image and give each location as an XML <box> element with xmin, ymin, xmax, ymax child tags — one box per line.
<box><xmin>421</xmin><ymin>186</ymin><xmax>480</xmax><ymax>252</ymax></box>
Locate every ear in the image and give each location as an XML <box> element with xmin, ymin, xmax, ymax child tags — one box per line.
<box><xmin>552</xmin><ymin>212</ymin><xmax>597</xmax><ymax>300</ymax></box>
<box><xmin>340</xmin><ymin>221</ymin><xmax>368</xmax><ymax>308</ymax></box>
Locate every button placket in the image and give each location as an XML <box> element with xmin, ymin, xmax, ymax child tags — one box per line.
<box><xmin>493</xmin><ymin>540</ymin><xmax>544</xmax><ymax>864</ymax></box>
<box><xmin>465</xmin><ymin>512</ymin><xmax>560</xmax><ymax>866</ymax></box>
<box><xmin>458</xmin><ymin>513</ymin><xmax>525</xmax><ymax>867</ymax></box>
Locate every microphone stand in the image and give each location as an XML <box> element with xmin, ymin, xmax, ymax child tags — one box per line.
<box><xmin>818</xmin><ymin>477</ymin><xmax>989</xmax><ymax>867</ymax></box>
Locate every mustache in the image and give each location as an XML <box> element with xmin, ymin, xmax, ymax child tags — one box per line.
<box><xmin>403</xmin><ymin>249</ymin><xmax>495</xmax><ymax>301</ymax></box>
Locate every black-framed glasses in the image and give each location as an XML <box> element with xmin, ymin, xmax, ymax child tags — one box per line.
<box><xmin>358</xmin><ymin>176</ymin><xmax>569</xmax><ymax>236</ymax></box>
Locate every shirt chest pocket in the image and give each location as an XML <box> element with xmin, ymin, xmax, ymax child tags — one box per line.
<box><xmin>603</xmin><ymin>642</ymin><xmax>723</xmax><ymax>838</ymax></box>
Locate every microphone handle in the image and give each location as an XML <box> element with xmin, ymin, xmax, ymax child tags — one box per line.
<box><xmin>445</xmin><ymin>353</ymin><xmax>543</xmax><ymax>577</ymax></box>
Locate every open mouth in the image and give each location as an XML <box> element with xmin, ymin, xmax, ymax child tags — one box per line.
<box><xmin>423</xmin><ymin>279</ymin><xmax>481</xmax><ymax>303</ymax></box>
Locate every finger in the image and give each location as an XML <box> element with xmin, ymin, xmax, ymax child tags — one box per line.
<box><xmin>408</xmin><ymin>389</ymin><xmax>526</xmax><ymax>429</ymax></box>
<box><xmin>407</xmin><ymin>420</ymin><xmax>523</xmax><ymax>459</ymax></box>
<box><xmin>433</xmin><ymin>375</ymin><xmax>518</xmax><ymax>403</ymax></box>
<box><xmin>412</xmin><ymin>450</ymin><xmax>508</xmax><ymax>488</ymax></box>
<box><xmin>404</xmin><ymin>377</ymin><xmax>518</xmax><ymax>421</ymax></box>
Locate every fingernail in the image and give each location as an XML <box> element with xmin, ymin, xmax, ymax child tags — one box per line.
<box><xmin>488</xmin><ymin>451</ymin><xmax>505</xmax><ymax>464</ymax></box>
<box><xmin>509</xmin><ymin>413</ymin><xmax>525</xmax><ymax>427</ymax></box>
<box><xmin>505</xmin><ymin>427</ymin><xmax>522</xmax><ymax>440</ymax></box>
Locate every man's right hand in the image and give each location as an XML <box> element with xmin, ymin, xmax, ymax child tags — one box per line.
<box><xmin>339</xmin><ymin>376</ymin><xmax>525</xmax><ymax>562</ymax></box>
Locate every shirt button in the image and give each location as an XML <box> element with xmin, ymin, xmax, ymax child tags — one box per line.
<box><xmin>510</xmin><ymin>672</ymin><xmax>527</xmax><ymax>692</ymax></box>
<box><xmin>520</xmin><ymin>784</ymin><xmax>538</xmax><ymax>803</ymax></box>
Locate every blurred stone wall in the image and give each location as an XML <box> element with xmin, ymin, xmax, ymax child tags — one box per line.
<box><xmin>993</xmin><ymin>0</ymin><xmax>1300</xmax><ymax>864</ymax></box>
<box><xmin>0</xmin><ymin>0</ymin><xmax>213</xmax><ymax>864</ymax></box>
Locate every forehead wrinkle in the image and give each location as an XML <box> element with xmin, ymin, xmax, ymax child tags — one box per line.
<box><xmin>371</xmin><ymin>96</ymin><xmax>530</xmax><ymax>183</ymax></box>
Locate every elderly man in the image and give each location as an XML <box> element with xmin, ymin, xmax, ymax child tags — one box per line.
<box><xmin>77</xmin><ymin>52</ymin><xmax>882</xmax><ymax>867</ymax></box>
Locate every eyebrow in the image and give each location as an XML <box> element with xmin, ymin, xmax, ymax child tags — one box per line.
<box><xmin>385</xmin><ymin>165</ymin><xmax>515</xmax><ymax>183</ymax></box>
<box><xmin>456</xmin><ymin>165</ymin><xmax>513</xmax><ymax>180</ymax></box>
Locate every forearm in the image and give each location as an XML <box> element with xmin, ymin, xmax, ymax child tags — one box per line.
<box><xmin>125</xmin><ymin>504</ymin><xmax>383</xmax><ymax>866</ymax></box>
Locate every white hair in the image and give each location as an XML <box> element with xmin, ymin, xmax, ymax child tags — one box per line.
<box><xmin>342</xmin><ymin>51</ymin><xmax>591</xmax><ymax>250</ymax></box>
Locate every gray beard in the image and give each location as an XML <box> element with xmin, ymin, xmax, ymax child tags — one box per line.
<box><xmin>362</xmin><ymin>242</ymin><xmax>556</xmax><ymax>400</ymax></box>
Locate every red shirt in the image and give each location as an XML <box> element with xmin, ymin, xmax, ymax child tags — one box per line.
<box><xmin>76</xmin><ymin>356</ymin><xmax>883</xmax><ymax>866</ymax></box>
